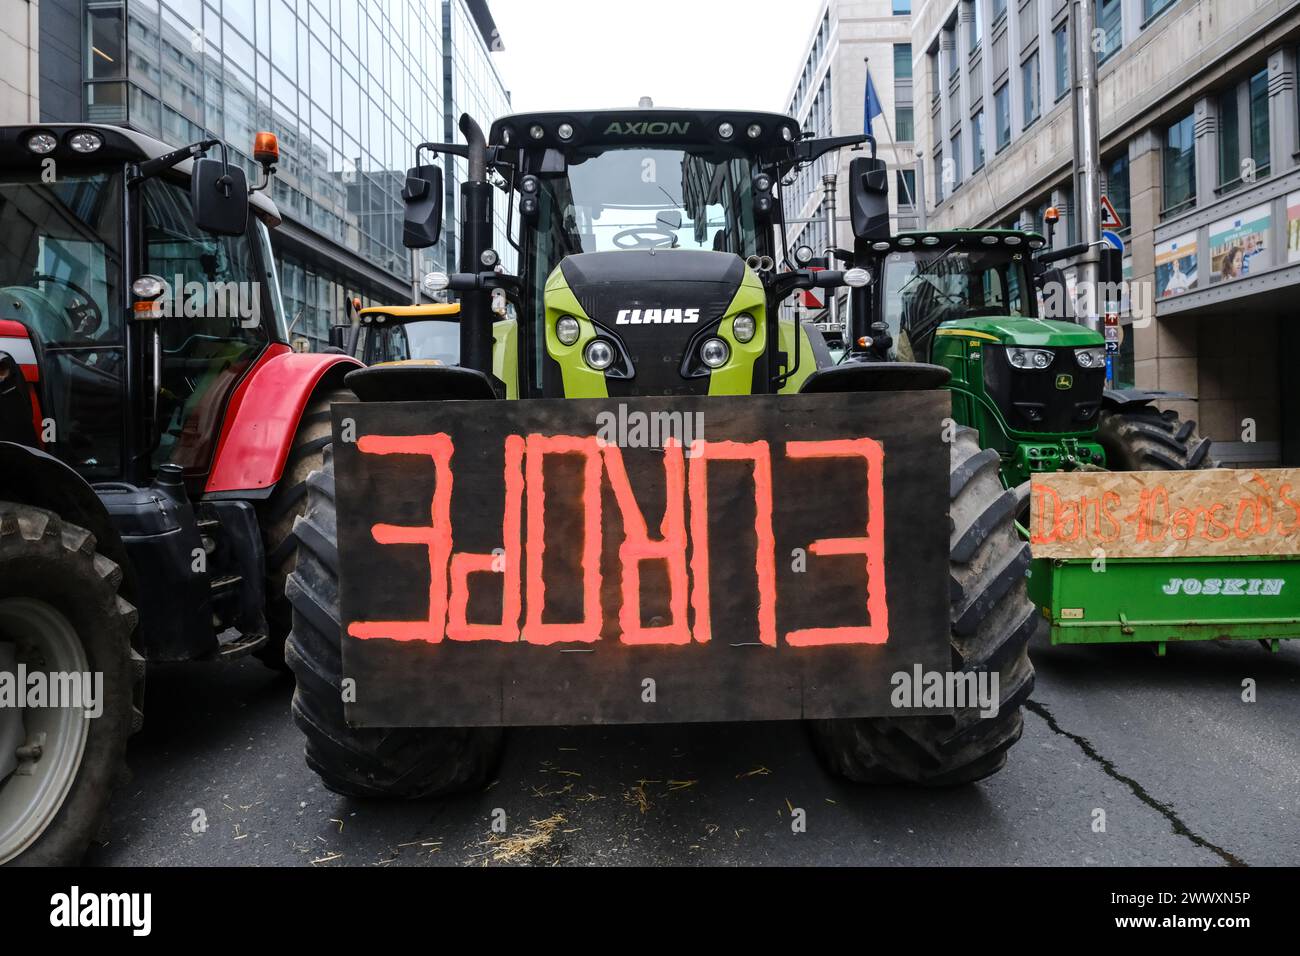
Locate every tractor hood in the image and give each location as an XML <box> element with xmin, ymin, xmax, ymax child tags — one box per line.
<box><xmin>938</xmin><ymin>316</ymin><xmax>1104</xmax><ymax>348</ymax></box>
<box><xmin>545</xmin><ymin>249</ymin><xmax>764</xmax><ymax>397</ymax></box>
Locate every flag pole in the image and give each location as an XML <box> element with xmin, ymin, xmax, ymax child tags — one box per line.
<box><xmin>865</xmin><ymin>57</ymin><xmax>916</xmax><ymax>211</ymax></box>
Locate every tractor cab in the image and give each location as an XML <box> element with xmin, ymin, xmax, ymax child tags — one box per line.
<box><xmin>860</xmin><ymin>229</ymin><xmax>1109</xmax><ymax>485</ymax></box>
<box><xmin>398</xmin><ymin>108</ymin><xmax>880</xmax><ymax>402</ymax></box>
<box><xmin>0</xmin><ymin>124</ymin><xmax>290</xmax><ymax>487</ymax></box>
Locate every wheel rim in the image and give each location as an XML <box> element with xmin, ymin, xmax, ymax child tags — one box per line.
<box><xmin>0</xmin><ymin>598</ymin><xmax>91</xmax><ymax>864</ymax></box>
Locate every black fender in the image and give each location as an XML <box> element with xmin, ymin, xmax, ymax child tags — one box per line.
<box><xmin>1101</xmin><ymin>388</ymin><xmax>1188</xmax><ymax>411</ymax></box>
<box><xmin>0</xmin><ymin>441</ymin><xmax>137</xmax><ymax>606</ymax></box>
<box><xmin>343</xmin><ymin>364</ymin><xmax>499</xmax><ymax>402</ymax></box>
<box><xmin>799</xmin><ymin>361</ymin><xmax>952</xmax><ymax>394</ymax></box>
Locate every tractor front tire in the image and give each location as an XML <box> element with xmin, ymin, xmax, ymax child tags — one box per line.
<box><xmin>1096</xmin><ymin>404</ymin><xmax>1212</xmax><ymax>471</ymax></box>
<box><xmin>0</xmin><ymin>504</ymin><xmax>140</xmax><ymax>865</ymax></box>
<box><xmin>258</xmin><ymin>388</ymin><xmax>353</xmax><ymax>670</ymax></box>
<box><xmin>809</xmin><ymin>428</ymin><xmax>1037</xmax><ymax>786</ymax></box>
<box><xmin>285</xmin><ymin>447</ymin><xmax>503</xmax><ymax>799</ymax></box>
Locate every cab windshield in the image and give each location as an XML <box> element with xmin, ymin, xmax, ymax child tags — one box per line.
<box><xmin>365</xmin><ymin>318</ymin><xmax>460</xmax><ymax>365</ymax></box>
<box><xmin>884</xmin><ymin>245</ymin><xmax>1035</xmax><ymax>361</ymax></box>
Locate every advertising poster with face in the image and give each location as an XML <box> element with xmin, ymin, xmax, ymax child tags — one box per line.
<box><xmin>1155</xmin><ymin>232</ymin><xmax>1197</xmax><ymax>297</ymax></box>
<box><xmin>1209</xmin><ymin>203</ymin><xmax>1271</xmax><ymax>283</ymax></box>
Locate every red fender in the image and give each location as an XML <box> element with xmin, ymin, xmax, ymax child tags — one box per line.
<box><xmin>205</xmin><ymin>345</ymin><xmax>361</xmax><ymax>495</ymax></box>
<box><xmin>0</xmin><ymin>319</ymin><xmax>44</xmax><ymax>441</ymax></box>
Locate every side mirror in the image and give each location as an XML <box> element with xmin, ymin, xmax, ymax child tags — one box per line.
<box><xmin>402</xmin><ymin>164</ymin><xmax>444</xmax><ymax>249</ymax></box>
<box><xmin>327</xmin><ymin>326</ymin><xmax>349</xmax><ymax>350</ymax></box>
<box><xmin>191</xmin><ymin>157</ymin><xmax>249</xmax><ymax>236</ymax></box>
<box><xmin>848</xmin><ymin>156</ymin><xmax>890</xmax><ymax>242</ymax></box>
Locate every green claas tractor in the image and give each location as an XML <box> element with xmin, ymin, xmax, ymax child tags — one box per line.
<box><xmin>850</xmin><ymin>229</ymin><xmax>1298</xmax><ymax>653</ymax></box>
<box><xmin>285</xmin><ymin>109</ymin><xmax>1039</xmax><ymax>797</ymax></box>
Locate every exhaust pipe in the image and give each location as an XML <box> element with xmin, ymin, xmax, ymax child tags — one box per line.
<box><xmin>460</xmin><ymin>113</ymin><xmax>488</xmax><ymax>183</ymax></box>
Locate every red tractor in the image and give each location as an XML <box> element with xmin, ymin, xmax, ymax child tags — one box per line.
<box><xmin>0</xmin><ymin>124</ymin><xmax>360</xmax><ymax>864</ymax></box>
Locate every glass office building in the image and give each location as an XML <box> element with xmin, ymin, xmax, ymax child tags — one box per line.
<box><xmin>46</xmin><ymin>0</ymin><xmax>511</xmax><ymax>349</ymax></box>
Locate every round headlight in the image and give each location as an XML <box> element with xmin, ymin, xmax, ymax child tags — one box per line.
<box><xmin>781</xmin><ymin>126</ymin><xmax>794</xmax><ymax>142</ymax></box>
<box><xmin>794</xmin><ymin>243</ymin><xmax>814</xmax><ymax>265</ymax></box>
<box><xmin>1077</xmin><ymin>349</ymin><xmax>1095</xmax><ymax>368</ymax></box>
<box><xmin>69</xmin><ymin>131</ymin><xmax>103</xmax><ymax>153</ymax></box>
<box><xmin>585</xmin><ymin>339</ymin><xmax>615</xmax><ymax>370</ymax></box>
<box><xmin>732</xmin><ymin>313</ymin><xmax>756</xmax><ymax>343</ymax></box>
<box><xmin>700</xmin><ymin>337</ymin><xmax>730</xmax><ymax>368</ymax></box>
<box><xmin>529</xmin><ymin>124</ymin><xmax>545</xmax><ymax>140</ymax></box>
<box><xmin>718</xmin><ymin>122</ymin><xmax>734</xmax><ymax>139</ymax></box>
<box><xmin>480</xmin><ymin>248</ymin><xmax>499</xmax><ymax>268</ymax></box>
<box><xmin>746</xmin><ymin>124</ymin><xmax>762</xmax><ymax>139</ymax></box>
<box><xmin>556</xmin><ymin>316</ymin><xmax>581</xmax><ymax>346</ymax></box>
<box><xmin>557</xmin><ymin>122</ymin><xmax>574</xmax><ymax>140</ymax></box>
<box><xmin>26</xmin><ymin>132</ymin><xmax>57</xmax><ymax>155</ymax></box>
<box><xmin>520</xmin><ymin>175</ymin><xmax>539</xmax><ymax>194</ymax></box>
<box><xmin>421</xmin><ymin>272</ymin><xmax>450</xmax><ymax>293</ymax></box>
<box><xmin>1033</xmin><ymin>350</ymin><xmax>1051</xmax><ymax>369</ymax></box>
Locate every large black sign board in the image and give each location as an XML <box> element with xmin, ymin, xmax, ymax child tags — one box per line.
<box><xmin>334</xmin><ymin>391</ymin><xmax>950</xmax><ymax>727</ymax></box>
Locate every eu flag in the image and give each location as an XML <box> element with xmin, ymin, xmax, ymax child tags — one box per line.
<box><xmin>864</xmin><ymin>69</ymin><xmax>884</xmax><ymax>137</ymax></box>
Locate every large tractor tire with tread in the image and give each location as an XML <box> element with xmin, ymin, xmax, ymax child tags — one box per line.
<box><xmin>257</xmin><ymin>387</ymin><xmax>354</xmax><ymax>669</ymax></box>
<box><xmin>1096</xmin><ymin>404</ymin><xmax>1212</xmax><ymax>472</ymax></box>
<box><xmin>810</xmin><ymin>428</ymin><xmax>1037</xmax><ymax>786</ymax></box>
<box><xmin>285</xmin><ymin>446</ymin><xmax>503</xmax><ymax>799</ymax></box>
<box><xmin>0</xmin><ymin>503</ymin><xmax>140</xmax><ymax>865</ymax></box>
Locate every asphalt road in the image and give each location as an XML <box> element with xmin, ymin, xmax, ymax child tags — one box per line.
<box><xmin>87</xmin><ymin>634</ymin><xmax>1300</xmax><ymax>867</ymax></box>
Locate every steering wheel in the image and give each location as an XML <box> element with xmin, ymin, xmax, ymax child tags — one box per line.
<box><xmin>612</xmin><ymin>227</ymin><xmax>678</xmax><ymax>250</ymax></box>
<box><xmin>29</xmin><ymin>274</ymin><xmax>103</xmax><ymax>336</ymax></box>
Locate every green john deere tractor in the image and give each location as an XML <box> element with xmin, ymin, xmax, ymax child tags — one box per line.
<box><xmin>283</xmin><ymin>109</ymin><xmax>1040</xmax><ymax>796</ymax></box>
<box><xmin>849</xmin><ymin>228</ymin><xmax>1297</xmax><ymax>653</ymax></box>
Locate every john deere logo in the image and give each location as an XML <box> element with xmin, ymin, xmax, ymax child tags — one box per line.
<box><xmin>1055</xmin><ymin>374</ymin><xmax>1073</xmax><ymax>390</ymax></box>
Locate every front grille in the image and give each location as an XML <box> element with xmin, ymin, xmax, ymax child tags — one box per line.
<box><xmin>983</xmin><ymin>345</ymin><xmax>1104</xmax><ymax>433</ymax></box>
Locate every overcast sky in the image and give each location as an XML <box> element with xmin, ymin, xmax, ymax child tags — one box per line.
<box><xmin>489</xmin><ymin>0</ymin><xmax>825</xmax><ymax>114</ymax></box>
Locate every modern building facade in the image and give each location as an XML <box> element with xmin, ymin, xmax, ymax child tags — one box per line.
<box><xmin>912</xmin><ymin>0</ymin><xmax>1300</xmax><ymax>466</ymax></box>
<box><xmin>1</xmin><ymin>1</ymin><xmax>40</xmax><ymax>125</ymax></box>
<box><xmin>783</xmin><ymin>0</ymin><xmax>919</xmax><ymax>265</ymax></box>
<box><xmin>33</xmin><ymin>0</ymin><xmax>510</xmax><ymax>349</ymax></box>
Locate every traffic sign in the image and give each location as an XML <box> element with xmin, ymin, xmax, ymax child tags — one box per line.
<box><xmin>1102</xmin><ymin>229</ymin><xmax>1124</xmax><ymax>254</ymax></box>
<box><xmin>1100</xmin><ymin>195</ymin><xmax>1124</xmax><ymax>230</ymax></box>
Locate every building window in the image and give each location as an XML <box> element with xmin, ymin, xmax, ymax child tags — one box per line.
<box><xmin>994</xmin><ymin>83</ymin><xmax>1011</xmax><ymax>150</ymax></box>
<box><xmin>1054</xmin><ymin>25</ymin><xmax>1069</xmax><ymax>101</ymax></box>
<box><xmin>972</xmin><ymin>110</ymin><xmax>986</xmax><ymax>170</ymax></box>
<box><xmin>894</xmin><ymin>44</ymin><xmax>913</xmax><ymax>79</ymax></box>
<box><xmin>1248</xmin><ymin>67</ymin><xmax>1271</xmax><ymax>180</ymax></box>
<box><xmin>1218</xmin><ymin>86</ymin><xmax>1241</xmax><ymax>190</ymax></box>
<box><xmin>1105</xmin><ymin>153</ymin><xmax>1130</xmax><ymax>234</ymax></box>
<box><xmin>1219</xmin><ymin>67</ymin><xmax>1273</xmax><ymax>192</ymax></box>
<box><xmin>893</xmin><ymin>0</ymin><xmax>911</xmax><ymax>14</ymax></box>
<box><xmin>970</xmin><ymin>1</ymin><xmax>983</xmax><ymax>51</ymax></box>
<box><xmin>1143</xmin><ymin>0</ymin><xmax>1177</xmax><ymax>23</ymax></box>
<box><xmin>1097</xmin><ymin>0</ymin><xmax>1122</xmax><ymax>63</ymax></box>
<box><xmin>897</xmin><ymin>169</ymin><xmax>917</xmax><ymax>206</ymax></box>
<box><xmin>1022</xmin><ymin>53</ymin><xmax>1040</xmax><ymax>126</ymax></box>
<box><xmin>929</xmin><ymin>51</ymin><xmax>942</xmax><ymax>102</ymax></box>
<box><xmin>1162</xmin><ymin>113</ymin><xmax>1196</xmax><ymax>217</ymax></box>
<box><xmin>992</xmin><ymin>0</ymin><xmax>1008</xmax><ymax>22</ymax></box>
<box><xmin>896</xmin><ymin>106</ymin><xmax>914</xmax><ymax>141</ymax></box>
<box><xmin>950</xmin><ymin>132</ymin><xmax>963</xmax><ymax>193</ymax></box>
